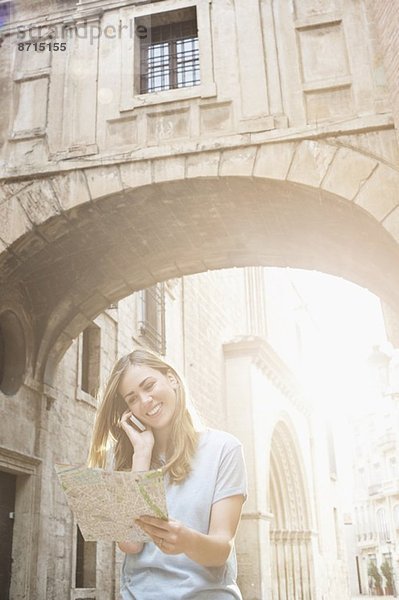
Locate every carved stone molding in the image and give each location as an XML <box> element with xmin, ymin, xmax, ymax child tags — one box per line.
<box><xmin>223</xmin><ymin>335</ymin><xmax>309</xmax><ymax>415</ymax></box>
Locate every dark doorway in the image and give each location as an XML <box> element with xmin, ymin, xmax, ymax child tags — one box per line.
<box><xmin>0</xmin><ymin>471</ymin><xmax>16</xmax><ymax>600</ymax></box>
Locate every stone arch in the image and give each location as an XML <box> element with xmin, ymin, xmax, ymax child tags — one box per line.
<box><xmin>269</xmin><ymin>419</ymin><xmax>311</xmax><ymax>530</ymax></box>
<box><xmin>0</xmin><ymin>295</ymin><xmax>34</xmax><ymax>393</ymax></box>
<box><xmin>0</xmin><ymin>309</ymin><xmax>26</xmax><ymax>395</ymax></box>
<box><xmin>1</xmin><ymin>140</ymin><xmax>399</xmax><ymax>385</ymax></box>
<box><xmin>269</xmin><ymin>419</ymin><xmax>315</xmax><ymax>599</ymax></box>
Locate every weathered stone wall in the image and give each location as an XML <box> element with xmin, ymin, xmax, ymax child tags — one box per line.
<box><xmin>369</xmin><ymin>0</ymin><xmax>399</xmax><ymax>148</ymax></box>
<box><xmin>183</xmin><ymin>269</ymin><xmax>247</xmax><ymax>428</ymax></box>
<box><xmin>0</xmin><ymin>0</ymin><xmax>393</xmax><ymax>176</ymax></box>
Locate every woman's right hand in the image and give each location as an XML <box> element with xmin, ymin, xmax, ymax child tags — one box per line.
<box><xmin>119</xmin><ymin>410</ymin><xmax>155</xmax><ymax>456</ymax></box>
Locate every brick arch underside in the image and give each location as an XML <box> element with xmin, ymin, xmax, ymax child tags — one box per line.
<box><xmin>1</xmin><ymin>175</ymin><xmax>399</xmax><ymax>383</ymax></box>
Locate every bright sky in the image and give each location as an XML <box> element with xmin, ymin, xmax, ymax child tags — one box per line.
<box><xmin>269</xmin><ymin>267</ymin><xmax>388</xmax><ymax>417</ymax></box>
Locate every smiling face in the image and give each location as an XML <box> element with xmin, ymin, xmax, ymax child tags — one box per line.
<box><xmin>118</xmin><ymin>364</ymin><xmax>178</xmax><ymax>436</ymax></box>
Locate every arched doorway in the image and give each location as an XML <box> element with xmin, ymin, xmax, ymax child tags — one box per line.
<box><xmin>269</xmin><ymin>421</ymin><xmax>314</xmax><ymax>599</ymax></box>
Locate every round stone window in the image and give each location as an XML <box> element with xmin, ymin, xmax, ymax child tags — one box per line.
<box><xmin>0</xmin><ymin>310</ymin><xmax>26</xmax><ymax>395</ymax></box>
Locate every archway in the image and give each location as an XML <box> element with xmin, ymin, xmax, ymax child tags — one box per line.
<box><xmin>1</xmin><ymin>142</ymin><xmax>399</xmax><ymax>386</ymax></box>
<box><xmin>269</xmin><ymin>421</ymin><xmax>314</xmax><ymax>600</ymax></box>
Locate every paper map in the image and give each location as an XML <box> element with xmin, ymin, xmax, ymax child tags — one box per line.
<box><xmin>54</xmin><ymin>464</ymin><xmax>168</xmax><ymax>542</ymax></box>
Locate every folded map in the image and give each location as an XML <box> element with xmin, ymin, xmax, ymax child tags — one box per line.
<box><xmin>54</xmin><ymin>464</ymin><xmax>168</xmax><ymax>542</ymax></box>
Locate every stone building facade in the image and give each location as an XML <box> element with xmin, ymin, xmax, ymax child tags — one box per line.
<box><xmin>1</xmin><ymin>0</ymin><xmax>399</xmax><ymax>598</ymax></box>
<box><xmin>350</xmin><ymin>347</ymin><xmax>399</xmax><ymax>596</ymax></box>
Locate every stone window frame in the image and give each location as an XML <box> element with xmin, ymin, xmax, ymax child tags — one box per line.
<box><xmin>71</xmin><ymin>523</ymin><xmax>97</xmax><ymax>600</ymax></box>
<box><xmin>120</xmin><ymin>0</ymin><xmax>216</xmax><ymax>112</ymax></box>
<box><xmin>0</xmin><ymin>447</ymin><xmax>41</xmax><ymax>600</ymax></box>
<box><xmin>9</xmin><ymin>29</ymin><xmax>52</xmax><ymax>143</ymax></box>
<box><xmin>76</xmin><ymin>323</ymin><xmax>101</xmax><ymax>408</ymax></box>
<box><xmin>138</xmin><ymin>7</ymin><xmax>200</xmax><ymax>94</ymax></box>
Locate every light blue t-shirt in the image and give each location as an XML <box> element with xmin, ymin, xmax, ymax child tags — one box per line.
<box><xmin>120</xmin><ymin>429</ymin><xmax>247</xmax><ymax>599</ymax></box>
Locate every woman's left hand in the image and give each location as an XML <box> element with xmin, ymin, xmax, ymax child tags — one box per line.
<box><xmin>136</xmin><ymin>516</ymin><xmax>192</xmax><ymax>555</ymax></box>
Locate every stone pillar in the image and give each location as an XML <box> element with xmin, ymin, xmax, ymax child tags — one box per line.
<box><xmin>97</xmin><ymin>541</ymin><xmax>116</xmax><ymax>600</ymax></box>
<box><xmin>234</xmin><ymin>0</ymin><xmax>269</xmax><ymax>121</ymax></box>
<box><xmin>298</xmin><ymin>532</ymin><xmax>312</xmax><ymax>600</ymax></box>
<box><xmin>292</xmin><ymin>531</ymin><xmax>301</xmax><ymax>596</ymax></box>
<box><xmin>272</xmin><ymin>530</ymin><xmax>288</xmax><ymax>599</ymax></box>
<box><xmin>236</xmin><ymin>512</ymin><xmax>273</xmax><ymax>599</ymax></box>
<box><xmin>270</xmin><ymin>532</ymin><xmax>278</xmax><ymax>600</ymax></box>
<box><xmin>244</xmin><ymin>267</ymin><xmax>268</xmax><ymax>338</ymax></box>
<box><xmin>283</xmin><ymin>530</ymin><xmax>295</xmax><ymax>598</ymax></box>
<box><xmin>31</xmin><ymin>390</ymin><xmax>57</xmax><ymax>599</ymax></box>
<box><xmin>223</xmin><ymin>340</ymin><xmax>273</xmax><ymax>599</ymax></box>
<box><xmin>270</xmin><ymin>529</ymin><xmax>315</xmax><ymax>600</ymax></box>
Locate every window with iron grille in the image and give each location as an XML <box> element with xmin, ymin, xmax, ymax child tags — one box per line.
<box><xmin>138</xmin><ymin>284</ymin><xmax>166</xmax><ymax>355</ymax></box>
<box><xmin>139</xmin><ymin>7</ymin><xmax>200</xmax><ymax>94</ymax></box>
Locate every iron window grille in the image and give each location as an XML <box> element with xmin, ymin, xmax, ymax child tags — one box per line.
<box><xmin>140</xmin><ymin>12</ymin><xmax>200</xmax><ymax>94</ymax></box>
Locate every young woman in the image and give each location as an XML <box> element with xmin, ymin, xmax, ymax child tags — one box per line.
<box><xmin>88</xmin><ymin>348</ymin><xmax>247</xmax><ymax>599</ymax></box>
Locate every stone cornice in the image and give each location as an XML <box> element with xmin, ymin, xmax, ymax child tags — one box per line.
<box><xmin>1</xmin><ymin>0</ymin><xmax>169</xmax><ymax>35</ymax></box>
<box><xmin>1</xmin><ymin>113</ymin><xmax>394</xmax><ymax>183</ymax></box>
<box><xmin>270</xmin><ymin>529</ymin><xmax>316</xmax><ymax>541</ymax></box>
<box><xmin>0</xmin><ymin>446</ymin><xmax>42</xmax><ymax>474</ymax></box>
<box><xmin>241</xmin><ymin>511</ymin><xmax>274</xmax><ymax>522</ymax></box>
<box><xmin>223</xmin><ymin>336</ymin><xmax>310</xmax><ymax>416</ymax></box>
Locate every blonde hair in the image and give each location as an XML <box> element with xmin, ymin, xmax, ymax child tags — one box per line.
<box><xmin>87</xmin><ymin>348</ymin><xmax>199</xmax><ymax>483</ymax></box>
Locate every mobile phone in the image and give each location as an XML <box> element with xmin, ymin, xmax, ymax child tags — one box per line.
<box><xmin>129</xmin><ymin>414</ymin><xmax>146</xmax><ymax>432</ymax></box>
